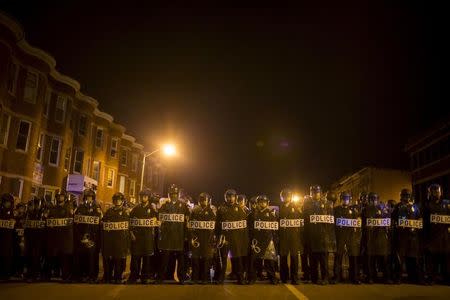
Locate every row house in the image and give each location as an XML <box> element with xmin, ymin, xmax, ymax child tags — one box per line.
<box><xmin>0</xmin><ymin>12</ymin><xmax>165</xmax><ymax>206</ymax></box>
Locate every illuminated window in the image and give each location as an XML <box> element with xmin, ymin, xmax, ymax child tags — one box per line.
<box><xmin>93</xmin><ymin>161</ymin><xmax>101</xmax><ymax>181</ymax></box>
<box><xmin>129</xmin><ymin>179</ymin><xmax>136</xmax><ymax>197</ymax></box>
<box><xmin>119</xmin><ymin>175</ymin><xmax>126</xmax><ymax>193</ymax></box>
<box><xmin>106</xmin><ymin>168</ymin><xmax>115</xmax><ymax>188</ymax></box>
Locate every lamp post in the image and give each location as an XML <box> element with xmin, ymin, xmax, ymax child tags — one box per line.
<box><xmin>140</xmin><ymin>144</ymin><xmax>176</xmax><ymax>191</ymax></box>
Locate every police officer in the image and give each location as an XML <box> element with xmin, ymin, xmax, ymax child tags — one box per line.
<box><xmin>189</xmin><ymin>192</ymin><xmax>216</xmax><ymax>284</ymax></box>
<box><xmin>215</xmin><ymin>189</ymin><xmax>248</xmax><ymax>284</ymax></box>
<box><xmin>279</xmin><ymin>189</ymin><xmax>303</xmax><ymax>285</ymax></box>
<box><xmin>102</xmin><ymin>192</ymin><xmax>130</xmax><ymax>284</ymax></box>
<box><xmin>13</xmin><ymin>202</ymin><xmax>26</xmax><ymax>278</ymax></box>
<box><xmin>45</xmin><ymin>191</ymin><xmax>74</xmax><ymax>282</ymax></box>
<box><xmin>24</xmin><ymin>196</ymin><xmax>46</xmax><ymax>282</ymax></box>
<box><xmin>304</xmin><ymin>185</ymin><xmax>335</xmax><ymax>285</ymax></box>
<box><xmin>157</xmin><ymin>184</ymin><xmax>190</xmax><ymax>284</ymax></box>
<box><xmin>362</xmin><ymin>192</ymin><xmax>392</xmax><ymax>283</ymax></box>
<box><xmin>301</xmin><ymin>195</ymin><xmax>311</xmax><ymax>282</ymax></box>
<box><xmin>128</xmin><ymin>188</ymin><xmax>158</xmax><ymax>284</ymax></box>
<box><xmin>73</xmin><ymin>189</ymin><xmax>102</xmax><ymax>283</ymax></box>
<box><xmin>248</xmin><ymin>195</ymin><xmax>279</xmax><ymax>285</ymax></box>
<box><xmin>424</xmin><ymin>183</ymin><xmax>450</xmax><ymax>285</ymax></box>
<box><xmin>392</xmin><ymin>188</ymin><xmax>423</xmax><ymax>284</ymax></box>
<box><xmin>333</xmin><ymin>192</ymin><xmax>362</xmax><ymax>284</ymax></box>
<box><xmin>0</xmin><ymin>193</ymin><xmax>16</xmax><ymax>281</ymax></box>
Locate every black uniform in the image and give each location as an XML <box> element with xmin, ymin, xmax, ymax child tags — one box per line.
<box><xmin>0</xmin><ymin>200</ymin><xmax>15</xmax><ymax>279</ymax></box>
<box><xmin>189</xmin><ymin>205</ymin><xmax>216</xmax><ymax>283</ymax></box>
<box><xmin>46</xmin><ymin>202</ymin><xmax>74</xmax><ymax>280</ymax></box>
<box><xmin>333</xmin><ymin>204</ymin><xmax>362</xmax><ymax>283</ymax></box>
<box><xmin>304</xmin><ymin>198</ymin><xmax>336</xmax><ymax>283</ymax></box>
<box><xmin>73</xmin><ymin>203</ymin><xmax>102</xmax><ymax>281</ymax></box>
<box><xmin>362</xmin><ymin>203</ymin><xmax>392</xmax><ymax>282</ymax></box>
<box><xmin>157</xmin><ymin>199</ymin><xmax>190</xmax><ymax>282</ymax></box>
<box><xmin>102</xmin><ymin>206</ymin><xmax>130</xmax><ymax>283</ymax></box>
<box><xmin>424</xmin><ymin>199</ymin><xmax>450</xmax><ymax>283</ymax></box>
<box><xmin>24</xmin><ymin>206</ymin><xmax>46</xmax><ymax>280</ymax></box>
<box><xmin>13</xmin><ymin>211</ymin><xmax>26</xmax><ymax>278</ymax></box>
<box><xmin>215</xmin><ymin>203</ymin><xmax>249</xmax><ymax>283</ymax></box>
<box><xmin>248</xmin><ymin>206</ymin><xmax>279</xmax><ymax>283</ymax></box>
<box><xmin>279</xmin><ymin>202</ymin><xmax>304</xmax><ymax>283</ymax></box>
<box><xmin>129</xmin><ymin>202</ymin><xmax>158</xmax><ymax>282</ymax></box>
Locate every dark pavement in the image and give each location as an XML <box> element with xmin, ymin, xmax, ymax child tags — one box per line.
<box><xmin>1</xmin><ymin>282</ymin><xmax>449</xmax><ymax>300</ymax></box>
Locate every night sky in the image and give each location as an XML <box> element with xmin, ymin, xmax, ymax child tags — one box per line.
<box><xmin>1</xmin><ymin>2</ymin><xmax>446</xmax><ymax>202</ymax></box>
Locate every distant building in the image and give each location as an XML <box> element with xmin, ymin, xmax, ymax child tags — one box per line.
<box><xmin>405</xmin><ymin>118</ymin><xmax>450</xmax><ymax>204</ymax></box>
<box><xmin>0</xmin><ymin>12</ymin><xmax>165</xmax><ymax>206</ymax></box>
<box><xmin>330</xmin><ymin>167</ymin><xmax>411</xmax><ymax>202</ymax></box>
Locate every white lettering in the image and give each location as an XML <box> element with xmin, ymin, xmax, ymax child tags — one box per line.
<box><xmin>398</xmin><ymin>218</ymin><xmax>423</xmax><ymax>229</ymax></box>
<box><xmin>336</xmin><ymin>218</ymin><xmax>362</xmax><ymax>228</ymax></box>
<box><xmin>221</xmin><ymin>220</ymin><xmax>247</xmax><ymax>230</ymax></box>
<box><xmin>159</xmin><ymin>213</ymin><xmax>185</xmax><ymax>223</ymax></box>
<box><xmin>430</xmin><ymin>214</ymin><xmax>450</xmax><ymax>224</ymax></box>
<box><xmin>309</xmin><ymin>215</ymin><xmax>334</xmax><ymax>224</ymax></box>
<box><xmin>0</xmin><ymin>219</ymin><xmax>15</xmax><ymax>229</ymax></box>
<box><xmin>102</xmin><ymin>221</ymin><xmax>129</xmax><ymax>231</ymax></box>
<box><xmin>46</xmin><ymin>218</ymin><xmax>73</xmax><ymax>227</ymax></box>
<box><xmin>74</xmin><ymin>215</ymin><xmax>100</xmax><ymax>225</ymax></box>
<box><xmin>254</xmin><ymin>220</ymin><xmax>279</xmax><ymax>230</ymax></box>
<box><xmin>366</xmin><ymin>218</ymin><xmax>391</xmax><ymax>227</ymax></box>
<box><xmin>188</xmin><ymin>220</ymin><xmax>216</xmax><ymax>230</ymax></box>
<box><xmin>130</xmin><ymin>218</ymin><xmax>159</xmax><ymax>227</ymax></box>
<box><xmin>280</xmin><ymin>218</ymin><xmax>304</xmax><ymax>228</ymax></box>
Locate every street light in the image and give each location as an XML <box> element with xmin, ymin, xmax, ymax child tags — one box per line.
<box><xmin>140</xmin><ymin>144</ymin><xmax>176</xmax><ymax>190</ymax></box>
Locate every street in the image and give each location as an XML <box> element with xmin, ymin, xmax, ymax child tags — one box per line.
<box><xmin>1</xmin><ymin>282</ymin><xmax>449</xmax><ymax>300</ymax></box>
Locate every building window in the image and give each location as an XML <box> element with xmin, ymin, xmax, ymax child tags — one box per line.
<box><xmin>106</xmin><ymin>168</ymin><xmax>115</xmax><ymax>188</ymax></box>
<box><xmin>64</xmin><ymin>147</ymin><xmax>71</xmax><ymax>171</ymax></box>
<box><xmin>24</xmin><ymin>70</ymin><xmax>38</xmax><ymax>103</ymax></box>
<box><xmin>131</xmin><ymin>153</ymin><xmax>138</xmax><ymax>171</ymax></box>
<box><xmin>55</xmin><ymin>95</ymin><xmax>67</xmax><ymax>123</ymax></box>
<box><xmin>93</xmin><ymin>161</ymin><xmax>101</xmax><ymax>181</ymax></box>
<box><xmin>36</xmin><ymin>133</ymin><xmax>45</xmax><ymax>162</ymax></box>
<box><xmin>95</xmin><ymin>128</ymin><xmax>104</xmax><ymax>148</ymax></box>
<box><xmin>129</xmin><ymin>179</ymin><xmax>136</xmax><ymax>197</ymax></box>
<box><xmin>120</xmin><ymin>148</ymin><xmax>128</xmax><ymax>166</ymax></box>
<box><xmin>0</xmin><ymin>113</ymin><xmax>11</xmax><ymax>147</ymax></box>
<box><xmin>110</xmin><ymin>138</ymin><xmax>118</xmax><ymax>158</ymax></box>
<box><xmin>119</xmin><ymin>175</ymin><xmax>126</xmax><ymax>193</ymax></box>
<box><xmin>48</xmin><ymin>137</ymin><xmax>61</xmax><ymax>166</ymax></box>
<box><xmin>7</xmin><ymin>62</ymin><xmax>19</xmax><ymax>95</ymax></box>
<box><xmin>16</xmin><ymin>120</ymin><xmax>31</xmax><ymax>152</ymax></box>
<box><xmin>73</xmin><ymin>150</ymin><xmax>84</xmax><ymax>173</ymax></box>
<box><xmin>78</xmin><ymin>114</ymin><xmax>87</xmax><ymax>136</ymax></box>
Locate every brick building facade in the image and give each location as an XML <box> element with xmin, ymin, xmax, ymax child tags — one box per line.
<box><xmin>0</xmin><ymin>12</ymin><xmax>165</xmax><ymax>206</ymax></box>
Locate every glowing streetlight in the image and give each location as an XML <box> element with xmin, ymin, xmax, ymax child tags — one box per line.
<box><xmin>162</xmin><ymin>144</ymin><xmax>176</xmax><ymax>156</ymax></box>
<box><xmin>140</xmin><ymin>144</ymin><xmax>176</xmax><ymax>190</ymax></box>
<box><xmin>292</xmin><ymin>194</ymin><xmax>301</xmax><ymax>203</ymax></box>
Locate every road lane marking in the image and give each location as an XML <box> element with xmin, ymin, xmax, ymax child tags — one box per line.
<box><xmin>284</xmin><ymin>284</ymin><xmax>309</xmax><ymax>300</ymax></box>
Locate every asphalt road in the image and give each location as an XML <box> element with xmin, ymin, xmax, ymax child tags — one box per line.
<box><xmin>1</xmin><ymin>282</ymin><xmax>449</xmax><ymax>300</ymax></box>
